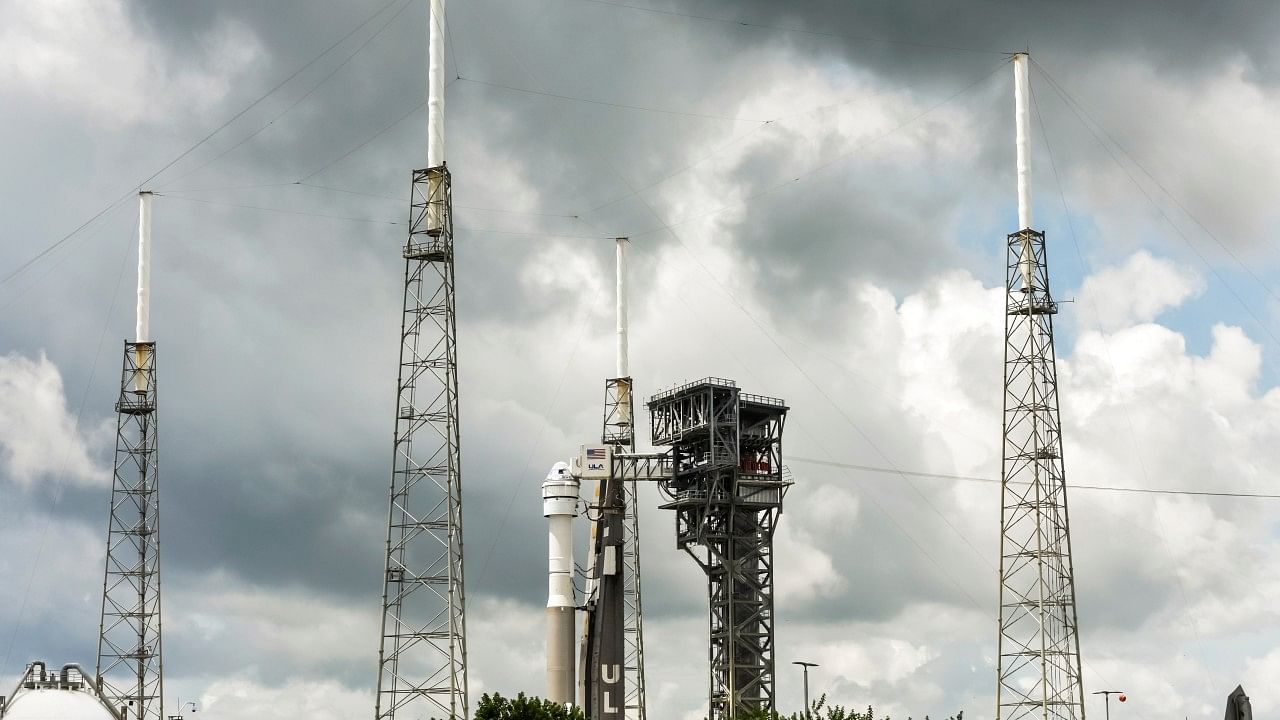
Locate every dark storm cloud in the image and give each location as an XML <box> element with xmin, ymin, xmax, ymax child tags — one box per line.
<box><xmin>6</xmin><ymin>2</ymin><xmax>1280</xmax><ymax>715</ymax></box>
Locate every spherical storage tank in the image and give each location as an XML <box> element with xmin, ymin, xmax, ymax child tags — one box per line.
<box><xmin>0</xmin><ymin>662</ymin><xmax>119</xmax><ymax>720</ymax></box>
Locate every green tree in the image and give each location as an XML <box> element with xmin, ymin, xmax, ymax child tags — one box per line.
<box><xmin>470</xmin><ymin>692</ymin><xmax>585</xmax><ymax>720</ymax></box>
<box><xmin>739</xmin><ymin>697</ymin><xmax>964</xmax><ymax>720</ymax></box>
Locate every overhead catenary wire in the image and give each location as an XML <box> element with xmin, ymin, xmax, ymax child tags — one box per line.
<box><xmin>1032</xmin><ymin>58</ymin><xmax>1280</xmax><ymax>311</ymax></box>
<box><xmin>1032</xmin><ymin>80</ymin><xmax>1223</xmax><ymax>695</ymax></box>
<box><xmin>2</xmin><ymin>209</ymin><xmax>138</xmax><ymax>674</ymax></box>
<box><xmin>567</xmin><ymin>0</ymin><xmax>1006</xmax><ymax>56</ymax></box>
<box><xmin>1031</xmin><ymin>58</ymin><xmax>1280</xmax><ymax>358</ymax></box>
<box><xmin>157</xmin><ymin>0</ymin><xmax>417</xmax><ymax>189</ymax></box>
<box><xmin>153</xmin><ymin>193</ymin><xmax>402</xmax><ymax>226</ymax></box>
<box><xmin>0</xmin><ymin>0</ymin><xmax>408</xmax><ymax>293</ymax></box>
<box><xmin>455</xmin><ymin>76</ymin><xmax>772</xmax><ymax>123</ymax></box>
<box><xmin>790</xmin><ymin>456</ymin><xmax>1280</xmax><ymax>500</ymax></box>
<box><xmin>623</xmin><ymin>59</ymin><xmax>1010</xmax><ymax>241</ymax></box>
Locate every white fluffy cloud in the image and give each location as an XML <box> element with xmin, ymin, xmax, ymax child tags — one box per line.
<box><xmin>0</xmin><ymin>0</ymin><xmax>261</xmax><ymax>125</ymax></box>
<box><xmin>1075</xmin><ymin>250</ymin><xmax>1204</xmax><ymax>332</ymax></box>
<box><xmin>0</xmin><ymin>352</ymin><xmax>111</xmax><ymax>488</ymax></box>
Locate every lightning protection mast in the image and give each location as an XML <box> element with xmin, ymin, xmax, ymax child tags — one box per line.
<box><xmin>995</xmin><ymin>53</ymin><xmax>1087</xmax><ymax>720</ymax></box>
<box><xmin>600</xmin><ymin>237</ymin><xmax>648</xmax><ymax>720</ymax></box>
<box><xmin>375</xmin><ymin>0</ymin><xmax>468</xmax><ymax>717</ymax></box>
<box><xmin>96</xmin><ymin>190</ymin><xmax>164</xmax><ymax>720</ymax></box>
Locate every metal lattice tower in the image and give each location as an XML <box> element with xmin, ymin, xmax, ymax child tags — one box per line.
<box><xmin>996</xmin><ymin>228</ymin><xmax>1085</xmax><ymax>720</ymax></box>
<box><xmin>375</xmin><ymin>164</ymin><xmax>468</xmax><ymax>720</ymax></box>
<box><xmin>648</xmin><ymin>379</ymin><xmax>790</xmax><ymax>720</ymax></box>
<box><xmin>602</xmin><ymin>377</ymin><xmax>648</xmax><ymax>720</ymax></box>
<box><xmin>995</xmin><ymin>53</ymin><xmax>1086</xmax><ymax>720</ymax></box>
<box><xmin>96</xmin><ymin>340</ymin><xmax>163</xmax><ymax>720</ymax></box>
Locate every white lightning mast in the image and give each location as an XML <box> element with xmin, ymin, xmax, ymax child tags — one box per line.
<box><xmin>97</xmin><ymin>190</ymin><xmax>164</xmax><ymax>720</ymax></box>
<box><xmin>376</xmin><ymin>0</ymin><xmax>469</xmax><ymax>716</ymax></box>
<box><xmin>995</xmin><ymin>52</ymin><xmax>1088</xmax><ymax>720</ymax></box>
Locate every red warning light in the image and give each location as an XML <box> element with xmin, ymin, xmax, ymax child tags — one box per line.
<box><xmin>1118</xmin><ymin>695</ymin><xmax>1127</xmax><ymax>703</ymax></box>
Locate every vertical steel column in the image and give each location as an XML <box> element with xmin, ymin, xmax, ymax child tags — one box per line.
<box><xmin>97</xmin><ymin>341</ymin><xmax>163</xmax><ymax>720</ymax></box>
<box><xmin>376</xmin><ymin>165</ymin><xmax>468</xmax><ymax>720</ymax></box>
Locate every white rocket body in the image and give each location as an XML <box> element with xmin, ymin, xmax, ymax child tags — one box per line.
<box><xmin>543</xmin><ymin>462</ymin><xmax>579</xmax><ymax>706</ymax></box>
<box><xmin>1013</xmin><ymin>54</ymin><xmax>1035</xmax><ymax>291</ymax></box>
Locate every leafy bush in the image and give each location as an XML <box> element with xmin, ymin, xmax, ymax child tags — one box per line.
<box><xmin>470</xmin><ymin>692</ymin><xmax>585</xmax><ymax>720</ymax></box>
<box><xmin>739</xmin><ymin>696</ymin><xmax>964</xmax><ymax>720</ymax></box>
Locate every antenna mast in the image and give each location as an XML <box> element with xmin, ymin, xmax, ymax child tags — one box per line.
<box><xmin>995</xmin><ymin>53</ymin><xmax>1087</xmax><ymax>720</ymax></box>
<box><xmin>97</xmin><ymin>190</ymin><xmax>164</xmax><ymax>720</ymax></box>
<box><xmin>375</xmin><ymin>0</ymin><xmax>469</xmax><ymax>716</ymax></box>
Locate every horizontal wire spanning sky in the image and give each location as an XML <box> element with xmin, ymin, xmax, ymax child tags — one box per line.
<box><xmin>2</xmin><ymin>1</ymin><xmax>1280</xmax><ymax>718</ymax></box>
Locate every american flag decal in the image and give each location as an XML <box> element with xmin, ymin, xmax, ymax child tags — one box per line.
<box><xmin>586</xmin><ymin>447</ymin><xmax>607</xmax><ymax>460</ymax></box>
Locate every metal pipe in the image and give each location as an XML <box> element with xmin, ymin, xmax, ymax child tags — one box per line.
<box><xmin>427</xmin><ymin>0</ymin><xmax>445</xmax><ymax>169</ymax></box>
<box><xmin>544</xmin><ymin>462</ymin><xmax>580</xmax><ymax>706</ymax></box>
<box><xmin>1013</xmin><ymin>53</ymin><xmax>1032</xmax><ymax>230</ymax></box>
<box><xmin>1013</xmin><ymin>53</ymin><xmax>1035</xmax><ymax>292</ymax></box>
<box><xmin>136</xmin><ymin>192</ymin><xmax>152</xmax><ymax>343</ymax></box>
<box><xmin>615</xmin><ymin>237</ymin><xmax>628</xmax><ymax>379</ymax></box>
<box><xmin>134</xmin><ymin>191</ymin><xmax>153</xmax><ymax>394</ymax></box>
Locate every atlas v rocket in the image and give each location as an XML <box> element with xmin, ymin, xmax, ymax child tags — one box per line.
<box><xmin>542</xmin><ymin>239</ymin><xmax>631</xmax><ymax>717</ymax></box>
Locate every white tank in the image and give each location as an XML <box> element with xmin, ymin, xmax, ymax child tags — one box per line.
<box><xmin>1</xmin><ymin>662</ymin><xmax>120</xmax><ymax>720</ymax></box>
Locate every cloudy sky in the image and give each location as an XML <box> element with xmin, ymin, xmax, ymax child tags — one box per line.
<box><xmin>3</xmin><ymin>1</ymin><xmax>1280</xmax><ymax>718</ymax></box>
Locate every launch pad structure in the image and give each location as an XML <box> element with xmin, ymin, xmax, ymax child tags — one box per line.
<box><xmin>649</xmin><ymin>379</ymin><xmax>790</xmax><ymax>719</ymax></box>
<box><xmin>573</xmin><ymin>377</ymin><xmax>791</xmax><ymax>720</ymax></box>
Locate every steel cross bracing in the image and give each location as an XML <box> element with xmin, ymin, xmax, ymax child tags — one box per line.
<box><xmin>376</xmin><ymin>165</ymin><xmax>469</xmax><ymax>720</ymax></box>
<box><xmin>601</xmin><ymin>377</ymin><xmax>648</xmax><ymax>720</ymax></box>
<box><xmin>996</xmin><ymin>229</ymin><xmax>1086</xmax><ymax>720</ymax></box>
<box><xmin>96</xmin><ymin>341</ymin><xmax>163</xmax><ymax>720</ymax></box>
<box><xmin>647</xmin><ymin>379</ymin><xmax>790</xmax><ymax>720</ymax></box>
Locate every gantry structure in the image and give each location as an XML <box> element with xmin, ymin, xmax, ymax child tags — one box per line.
<box><xmin>995</xmin><ymin>53</ymin><xmax>1086</xmax><ymax>720</ymax></box>
<box><xmin>648</xmin><ymin>378</ymin><xmax>790</xmax><ymax>720</ymax></box>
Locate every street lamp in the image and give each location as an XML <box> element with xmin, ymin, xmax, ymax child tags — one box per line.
<box><xmin>792</xmin><ymin>661</ymin><xmax>819</xmax><ymax>719</ymax></box>
<box><xmin>167</xmin><ymin>700</ymin><xmax>197</xmax><ymax>720</ymax></box>
<box><xmin>1093</xmin><ymin>690</ymin><xmax>1126</xmax><ymax>720</ymax></box>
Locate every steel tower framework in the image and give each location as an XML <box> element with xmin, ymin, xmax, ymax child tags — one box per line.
<box><xmin>995</xmin><ymin>227</ymin><xmax>1086</xmax><ymax>720</ymax></box>
<box><xmin>96</xmin><ymin>341</ymin><xmax>163</xmax><ymax>720</ymax></box>
<box><xmin>648</xmin><ymin>378</ymin><xmax>789</xmax><ymax>720</ymax></box>
<box><xmin>376</xmin><ymin>165</ymin><xmax>468</xmax><ymax>720</ymax></box>
<box><xmin>602</xmin><ymin>377</ymin><xmax>648</xmax><ymax>720</ymax></box>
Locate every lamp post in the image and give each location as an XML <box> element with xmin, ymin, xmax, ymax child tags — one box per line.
<box><xmin>792</xmin><ymin>661</ymin><xmax>819</xmax><ymax>719</ymax></box>
<box><xmin>1093</xmin><ymin>690</ymin><xmax>1126</xmax><ymax>720</ymax></box>
<box><xmin>167</xmin><ymin>700</ymin><xmax>197</xmax><ymax>720</ymax></box>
